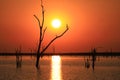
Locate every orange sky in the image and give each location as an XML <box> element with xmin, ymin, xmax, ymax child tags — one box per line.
<box><xmin>0</xmin><ymin>0</ymin><xmax>120</xmax><ymax>53</ymax></box>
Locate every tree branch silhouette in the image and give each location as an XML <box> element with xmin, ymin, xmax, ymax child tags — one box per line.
<box><xmin>41</xmin><ymin>27</ymin><xmax>47</xmax><ymax>42</ymax></box>
<box><xmin>41</xmin><ymin>25</ymin><xmax>69</xmax><ymax>54</ymax></box>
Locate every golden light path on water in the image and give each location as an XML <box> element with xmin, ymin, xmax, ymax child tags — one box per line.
<box><xmin>51</xmin><ymin>56</ymin><xmax>62</xmax><ymax>80</ymax></box>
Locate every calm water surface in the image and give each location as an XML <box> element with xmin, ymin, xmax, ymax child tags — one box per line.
<box><xmin>0</xmin><ymin>55</ymin><xmax>120</xmax><ymax>80</ymax></box>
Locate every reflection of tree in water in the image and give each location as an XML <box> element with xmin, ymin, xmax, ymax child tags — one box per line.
<box><xmin>84</xmin><ymin>48</ymin><xmax>96</xmax><ymax>71</ymax></box>
<box><xmin>85</xmin><ymin>58</ymin><xmax>90</xmax><ymax>69</ymax></box>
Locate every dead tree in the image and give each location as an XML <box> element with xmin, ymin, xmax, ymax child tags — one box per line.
<box><xmin>15</xmin><ymin>46</ymin><xmax>22</xmax><ymax>68</ymax></box>
<box><xmin>34</xmin><ymin>0</ymin><xmax>69</xmax><ymax>69</ymax></box>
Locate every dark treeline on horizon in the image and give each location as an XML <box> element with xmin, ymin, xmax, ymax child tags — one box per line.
<box><xmin>0</xmin><ymin>52</ymin><xmax>120</xmax><ymax>56</ymax></box>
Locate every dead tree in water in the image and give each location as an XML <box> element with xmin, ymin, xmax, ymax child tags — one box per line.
<box><xmin>15</xmin><ymin>46</ymin><xmax>22</xmax><ymax>68</ymax></box>
<box><xmin>91</xmin><ymin>48</ymin><xmax>97</xmax><ymax>71</ymax></box>
<box><xmin>34</xmin><ymin>0</ymin><xmax>69</xmax><ymax>69</ymax></box>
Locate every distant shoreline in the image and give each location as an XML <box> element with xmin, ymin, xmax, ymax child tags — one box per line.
<box><xmin>0</xmin><ymin>52</ymin><xmax>120</xmax><ymax>56</ymax></box>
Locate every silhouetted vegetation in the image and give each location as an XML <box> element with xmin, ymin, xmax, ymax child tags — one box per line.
<box><xmin>15</xmin><ymin>46</ymin><xmax>22</xmax><ymax>68</ymax></box>
<box><xmin>91</xmin><ymin>48</ymin><xmax>96</xmax><ymax>71</ymax></box>
<box><xmin>34</xmin><ymin>0</ymin><xmax>69</xmax><ymax>69</ymax></box>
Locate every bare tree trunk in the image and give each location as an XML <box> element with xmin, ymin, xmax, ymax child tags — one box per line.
<box><xmin>36</xmin><ymin>54</ymin><xmax>40</xmax><ymax>69</ymax></box>
<box><xmin>36</xmin><ymin>38</ymin><xmax>41</xmax><ymax>69</ymax></box>
<box><xmin>34</xmin><ymin>0</ymin><xmax>69</xmax><ymax>69</ymax></box>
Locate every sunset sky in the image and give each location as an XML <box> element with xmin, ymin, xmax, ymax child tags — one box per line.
<box><xmin>0</xmin><ymin>0</ymin><xmax>120</xmax><ymax>53</ymax></box>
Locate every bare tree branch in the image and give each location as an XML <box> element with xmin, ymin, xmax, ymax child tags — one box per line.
<box><xmin>41</xmin><ymin>25</ymin><xmax>69</xmax><ymax>54</ymax></box>
<box><xmin>41</xmin><ymin>0</ymin><xmax>44</xmax><ymax>28</ymax></box>
<box><xmin>34</xmin><ymin>14</ymin><xmax>42</xmax><ymax>54</ymax></box>
<box><xmin>33</xmin><ymin>15</ymin><xmax>41</xmax><ymax>28</ymax></box>
<box><xmin>41</xmin><ymin>27</ymin><xmax>47</xmax><ymax>41</ymax></box>
<box><xmin>41</xmin><ymin>7</ymin><xmax>44</xmax><ymax>28</ymax></box>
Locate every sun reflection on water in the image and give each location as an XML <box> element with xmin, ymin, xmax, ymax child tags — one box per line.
<box><xmin>51</xmin><ymin>56</ymin><xmax>62</xmax><ymax>80</ymax></box>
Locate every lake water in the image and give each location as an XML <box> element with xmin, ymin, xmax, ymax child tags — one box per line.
<box><xmin>0</xmin><ymin>55</ymin><xmax>120</xmax><ymax>80</ymax></box>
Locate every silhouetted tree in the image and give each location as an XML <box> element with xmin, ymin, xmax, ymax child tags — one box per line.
<box><xmin>15</xmin><ymin>46</ymin><xmax>22</xmax><ymax>68</ymax></box>
<box><xmin>34</xmin><ymin>0</ymin><xmax>69</xmax><ymax>69</ymax></box>
<box><xmin>91</xmin><ymin>48</ymin><xmax>96</xmax><ymax>71</ymax></box>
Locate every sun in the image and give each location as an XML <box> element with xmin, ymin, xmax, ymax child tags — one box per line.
<box><xmin>51</xmin><ymin>19</ymin><xmax>61</xmax><ymax>28</ymax></box>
